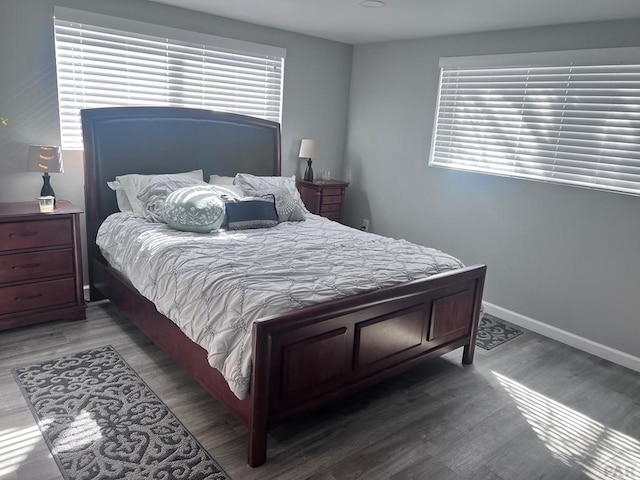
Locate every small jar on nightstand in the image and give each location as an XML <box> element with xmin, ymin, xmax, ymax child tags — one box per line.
<box><xmin>296</xmin><ymin>179</ymin><xmax>349</xmax><ymax>223</ymax></box>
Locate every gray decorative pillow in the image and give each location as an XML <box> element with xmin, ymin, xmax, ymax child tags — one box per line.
<box><xmin>137</xmin><ymin>177</ymin><xmax>209</xmax><ymax>222</ymax></box>
<box><xmin>234</xmin><ymin>173</ymin><xmax>308</xmax><ymax>215</ymax></box>
<box><xmin>252</xmin><ymin>187</ymin><xmax>305</xmax><ymax>222</ymax></box>
<box><xmin>162</xmin><ymin>186</ymin><xmax>225</xmax><ymax>233</ymax></box>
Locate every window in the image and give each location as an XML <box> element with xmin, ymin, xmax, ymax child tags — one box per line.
<box><xmin>430</xmin><ymin>48</ymin><xmax>640</xmax><ymax>196</ymax></box>
<box><xmin>53</xmin><ymin>8</ymin><xmax>285</xmax><ymax>149</ymax></box>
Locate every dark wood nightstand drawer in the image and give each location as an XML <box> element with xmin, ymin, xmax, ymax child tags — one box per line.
<box><xmin>0</xmin><ymin>249</ymin><xmax>74</xmax><ymax>284</ymax></box>
<box><xmin>0</xmin><ymin>219</ymin><xmax>72</xmax><ymax>252</ymax></box>
<box><xmin>0</xmin><ymin>278</ymin><xmax>76</xmax><ymax>315</ymax></box>
<box><xmin>322</xmin><ymin>195</ymin><xmax>343</xmax><ymax>205</ymax></box>
<box><xmin>322</xmin><ymin>188</ymin><xmax>343</xmax><ymax>197</ymax></box>
<box><xmin>320</xmin><ymin>203</ymin><xmax>341</xmax><ymax>213</ymax></box>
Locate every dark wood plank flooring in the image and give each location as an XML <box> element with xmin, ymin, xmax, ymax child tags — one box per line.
<box><xmin>1</xmin><ymin>301</ymin><xmax>639</xmax><ymax>480</ymax></box>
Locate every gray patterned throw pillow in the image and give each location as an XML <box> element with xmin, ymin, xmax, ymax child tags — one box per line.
<box><xmin>162</xmin><ymin>186</ymin><xmax>225</xmax><ymax>233</ymax></box>
<box><xmin>252</xmin><ymin>187</ymin><xmax>305</xmax><ymax>222</ymax></box>
<box><xmin>234</xmin><ymin>174</ymin><xmax>307</xmax><ymax>209</ymax></box>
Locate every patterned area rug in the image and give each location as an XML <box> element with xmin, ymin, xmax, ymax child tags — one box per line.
<box><xmin>476</xmin><ymin>315</ymin><xmax>524</xmax><ymax>350</ymax></box>
<box><xmin>13</xmin><ymin>346</ymin><xmax>229</xmax><ymax>480</ymax></box>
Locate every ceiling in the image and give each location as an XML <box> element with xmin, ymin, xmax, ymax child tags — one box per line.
<box><xmin>147</xmin><ymin>0</ymin><xmax>640</xmax><ymax>44</ymax></box>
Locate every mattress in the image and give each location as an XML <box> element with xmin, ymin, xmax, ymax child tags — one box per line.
<box><xmin>96</xmin><ymin>213</ymin><xmax>465</xmax><ymax>399</ymax></box>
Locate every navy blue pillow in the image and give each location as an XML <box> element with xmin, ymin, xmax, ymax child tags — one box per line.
<box><xmin>224</xmin><ymin>195</ymin><xmax>278</xmax><ymax>230</ymax></box>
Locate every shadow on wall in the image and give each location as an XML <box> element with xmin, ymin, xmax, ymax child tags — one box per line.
<box><xmin>289</xmin><ymin>139</ymin><xmax>304</xmax><ymax>179</ymax></box>
<box><xmin>0</xmin><ymin>62</ymin><xmax>60</xmax><ymax>175</ymax></box>
<box><xmin>344</xmin><ymin>153</ymin><xmax>371</xmax><ymax>230</ymax></box>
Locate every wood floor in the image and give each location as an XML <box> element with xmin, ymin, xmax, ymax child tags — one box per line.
<box><xmin>1</xmin><ymin>301</ymin><xmax>639</xmax><ymax>480</ymax></box>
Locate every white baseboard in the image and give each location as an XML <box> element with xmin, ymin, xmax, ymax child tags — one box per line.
<box><xmin>483</xmin><ymin>301</ymin><xmax>640</xmax><ymax>373</ymax></box>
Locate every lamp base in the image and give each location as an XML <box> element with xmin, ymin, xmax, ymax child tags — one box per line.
<box><xmin>41</xmin><ymin>172</ymin><xmax>56</xmax><ymax>204</ymax></box>
<box><xmin>304</xmin><ymin>159</ymin><xmax>314</xmax><ymax>181</ymax></box>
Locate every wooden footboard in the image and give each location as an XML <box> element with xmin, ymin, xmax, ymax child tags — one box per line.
<box><xmin>248</xmin><ymin>264</ymin><xmax>486</xmax><ymax>466</ymax></box>
<box><xmin>94</xmin><ymin>258</ymin><xmax>485</xmax><ymax>467</ymax></box>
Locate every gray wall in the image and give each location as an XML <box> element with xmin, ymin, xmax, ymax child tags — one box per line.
<box><xmin>344</xmin><ymin>20</ymin><xmax>640</xmax><ymax>358</ymax></box>
<box><xmin>0</xmin><ymin>0</ymin><xmax>352</xmax><ymax>277</ymax></box>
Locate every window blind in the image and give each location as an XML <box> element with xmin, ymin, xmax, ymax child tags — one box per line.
<box><xmin>53</xmin><ymin>8</ymin><xmax>285</xmax><ymax>150</ymax></box>
<box><xmin>430</xmin><ymin>49</ymin><xmax>640</xmax><ymax>196</ymax></box>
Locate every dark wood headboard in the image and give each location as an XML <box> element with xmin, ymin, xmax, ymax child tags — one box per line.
<box><xmin>81</xmin><ymin>106</ymin><xmax>281</xmax><ymax>296</ymax></box>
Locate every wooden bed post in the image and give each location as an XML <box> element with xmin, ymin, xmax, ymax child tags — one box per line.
<box><xmin>462</xmin><ymin>337</ymin><xmax>476</xmax><ymax>364</ymax></box>
<box><xmin>248</xmin><ymin>321</ymin><xmax>271</xmax><ymax>467</ymax></box>
<box><xmin>462</xmin><ymin>270</ymin><xmax>486</xmax><ymax>365</ymax></box>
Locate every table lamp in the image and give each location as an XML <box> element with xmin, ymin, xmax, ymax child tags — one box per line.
<box><xmin>28</xmin><ymin>145</ymin><xmax>63</xmax><ymax>203</ymax></box>
<box><xmin>299</xmin><ymin>139</ymin><xmax>319</xmax><ymax>181</ymax></box>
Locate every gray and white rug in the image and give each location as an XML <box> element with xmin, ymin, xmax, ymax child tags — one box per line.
<box><xmin>476</xmin><ymin>315</ymin><xmax>524</xmax><ymax>350</ymax></box>
<box><xmin>13</xmin><ymin>346</ymin><xmax>229</xmax><ymax>480</ymax></box>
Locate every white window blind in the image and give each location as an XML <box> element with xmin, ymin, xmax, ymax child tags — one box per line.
<box><xmin>430</xmin><ymin>48</ymin><xmax>640</xmax><ymax>196</ymax></box>
<box><xmin>53</xmin><ymin>8</ymin><xmax>285</xmax><ymax>150</ymax></box>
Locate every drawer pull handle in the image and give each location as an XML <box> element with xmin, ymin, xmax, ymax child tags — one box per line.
<box><xmin>15</xmin><ymin>293</ymin><xmax>43</xmax><ymax>302</ymax></box>
<box><xmin>12</xmin><ymin>263</ymin><xmax>41</xmax><ymax>270</ymax></box>
<box><xmin>9</xmin><ymin>232</ymin><xmax>38</xmax><ymax>238</ymax></box>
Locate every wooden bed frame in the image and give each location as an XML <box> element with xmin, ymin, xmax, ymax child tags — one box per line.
<box><xmin>81</xmin><ymin>106</ymin><xmax>487</xmax><ymax>467</ymax></box>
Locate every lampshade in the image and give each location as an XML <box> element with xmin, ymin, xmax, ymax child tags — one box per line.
<box><xmin>299</xmin><ymin>139</ymin><xmax>319</xmax><ymax>159</ymax></box>
<box><xmin>28</xmin><ymin>145</ymin><xmax>63</xmax><ymax>174</ymax></box>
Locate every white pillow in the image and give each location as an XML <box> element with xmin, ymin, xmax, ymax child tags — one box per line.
<box><xmin>209</xmin><ymin>175</ymin><xmax>235</xmax><ymax>186</ymax></box>
<box><xmin>234</xmin><ymin>173</ymin><xmax>308</xmax><ymax>214</ymax></box>
<box><xmin>107</xmin><ymin>181</ymin><xmax>134</xmax><ymax>212</ymax></box>
<box><xmin>208</xmin><ymin>177</ymin><xmax>246</xmax><ymax>199</ymax></box>
<box><xmin>209</xmin><ymin>184</ymin><xmax>245</xmax><ymax>201</ymax></box>
<box><xmin>109</xmin><ymin>169</ymin><xmax>204</xmax><ymax>216</ymax></box>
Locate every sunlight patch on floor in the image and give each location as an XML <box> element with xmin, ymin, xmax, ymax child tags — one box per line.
<box><xmin>0</xmin><ymin>424</ymin><xmax>44</xmax><ymax>476</ymax></box>
<box><xmin>494</xmin><ymin>372</ymin><xmax>640</xmax><ymax>480</ymax></box>
<box><xmin>0</xmin><ymin>410</ymin><xmax>103</xmax><ymax>476</ymax></box>
<box><xmin>52</xmin><ymin>410</ymin><xmax>102</xmax><ymax>454</ymax></box>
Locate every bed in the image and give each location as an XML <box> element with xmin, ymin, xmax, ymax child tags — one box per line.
<box><xmin>81</xmin><ymin>106</ymin><xmax>487</xmax><ymax>467</ymax></box>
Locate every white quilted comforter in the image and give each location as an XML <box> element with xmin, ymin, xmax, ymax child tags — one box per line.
<box><xmin>97</xmin><ymin>213</ymin><xmax>465</xmax><ymax>399</ymax></box>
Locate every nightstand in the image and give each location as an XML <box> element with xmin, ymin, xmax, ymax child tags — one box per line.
<box><xmin>0</xmin><ymin>200</ymin><xmax>86</xmax><ymax>330</ymax></box>
<box><xmin>297</xmin><ymin>179</ymin><xmax>349</xmax><ymax>223</ymax></box>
